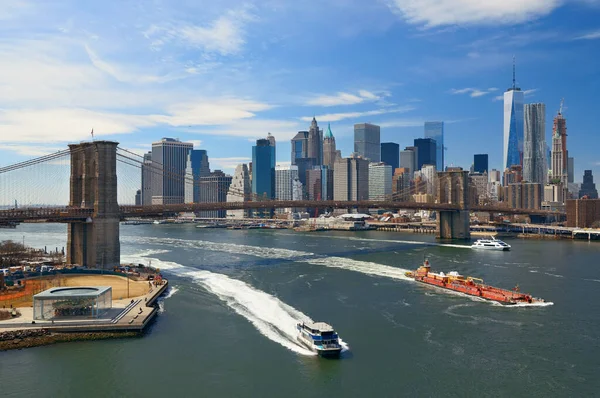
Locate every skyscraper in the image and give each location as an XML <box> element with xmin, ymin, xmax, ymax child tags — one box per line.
<box><xmin>413</xmin><ymin>138</ymin><xmax>436</xmax><ymax>170</ymax></box>
<box><xmin>307</xmin><ymin>167</ymin><xmax>334</xmax><ymax>201</ymax></box>
<box><xmin>354</xmin><ymin>123</ymin><xmax>381</xmax><ymax>162</ymax></box>
<box><xmin>333</xmin><ymin>154</ymin><xmax>369</xmax><ymax>201</ymax></box>
<box><xmin>291</xmin><ymin>131</ymin><xmax>308</xmax><ymax>165</ymax></box>
<box><xmin>275</xmin><ymin>165</ymin><xmax>299</xmax><ymax>201</ymax></box>
<box><xmin>323</xmin><ymin>123</ymin><xmax>340</xmax><ymax>169</ymax></box>
<box><xmin>381</xmin><ymin>142</ymin><xmax>400</xmax><ymax>176</ymax></box>
<box><xmin>199</xmin><ymin>170</ymin><xmax>232</xmax><ymax>218</ymax></box>
<box><xmin>579</xmin><ymin>170</ymin><xmax>598</xmax><ymax>199</ymax></box>
<box><xmin>424</xmin><ymin>122</ymin><xmax>444</xmax><ymax>171</ymax></box>
<box><xmin>473</xmin><ymin>154</ymin><xmax>489</xmax><ymax>174</ymax></box>
<box><xmin>503</xmin><ymin>58</ymin><xmax>524</xmax><ymax>169</ymax></box>
<box><xmin>368</xmin><ymin>163</ymin><xmax>392</xmax><ymax>201</ymax></box>
<box><xmin>184</xmin><ymin>149</ymin><xmax>210</xmax><ymax>203</ymax></box>
<box><xmin>523</xmin><ymin>103</ymin><xmax>547</xmax><ymax>184</ymax></box>
<box><xmin>252</xmin><ymin>138</ymin><xmax>276</xmax><ymax>200</ymax></box>
<box><xmin>226</xmin><ymin>164</ymin><xmax>251</xmax><ymax>219</ymax></box>
<box><xmin>141</xmin><ymin>152</ymin><xmax>153</xmax><ymax>205</ymax></box>
<box><xmin>551</xmin><ymin>106</ymin><xmax>568</xmax><ymax>186</ymax></box>
<box><xmin>151</xmin><ymin>138</ymin><xmax>193</xmax><ymax>205</ymax></box>
<box><xmin>400</xmin><ymin>147</ymin><xmax>418</xmax><ymax>176</ymax></box>
<box><xmin>568</xmin><ymin>157</ymin><xmax>574</xmax><ymax>183</ymax></box>
<box><xmin>308</xmin><ymin>117</ymin><xmax>323</xmax><ymax>166</ymax></box>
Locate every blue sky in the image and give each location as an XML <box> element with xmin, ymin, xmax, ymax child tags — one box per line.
<box><xmin>1</xmin><ymin>0</ymin><xmax>600</xmax><ymax>182</ymax></box>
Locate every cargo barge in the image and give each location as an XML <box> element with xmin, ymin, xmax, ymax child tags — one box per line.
<box><xmin>405</xmin><ymin>260</ymin><xmax>545</xmax><ymax>305</ymax></box>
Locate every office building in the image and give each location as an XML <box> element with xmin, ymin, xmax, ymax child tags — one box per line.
<box><xmin>308</xmin><ymin>117</ymin><xmax>323</xmax><ymax>166</ymax></box>
<box><xmin>470</xmin><ymin>172</ymin><xmax>489</xmax><ymax>205</ymax></box>
<box><xmin>333</xmin><ymin>154</ymin><xmax>369</xmax><ymax>201</ymax></box>
<box><xmin>424</xmin><ymin>122</ymin><xmax>444</xmax><ymax>171</ymax></box>
<box><xmin>307</xmin><ymin>166</ymin><xmax>334</xmax><ymax>201</ymax></box>
<box><xmin>368</xmin><ymin>163</ymin><xmax>392</xmax><ymax>201</ymax></box>
<box><xmin>184</xmin><ymin>149</ymin><xmax>210</xmax><ymax>204</ymax></box>
<box><xmin>252</xmin><ymin>138</ymin><xmax>276</xmax><ymax>200</ymax></box>
<box><xmin>503</xmin><ymin>165</ymin><xmax>522</xmax><ymax>187</ymax></box>
<box><xmin>226</xmin><ymin>164</ymin><xmax>251</xmax><ymax>219</ymax></box>
<box><xmin>323</xmin><ymin>124</ymin><xmax>340</xmax><ymax>169</ymax></box>
<box><xmin>473</xmin><ymin>154</ymin><xmax>488</xmax><ymax>174</ymax></box>
<box><xmin>579</xmin><ymin>170</ymin><xmax>598</xmax><ymax>199</ymax></box>
<box><xmin>354</xmin><ymin>123</ymin><xmax>381</xmax><ymax>162</ymax></box>
<box><xmin>523</xmin><ymin>103</ymin><xmax>547</xmax><ymax>184</ymax></box>
<box><xmin>504</xmin><ymin>182</ymin><xmax>542</xmax><ymax>210</ymax></box>
<box><xmin>199</xmin><ymin>170</ymin><xmax>232</xmax><ymax>218</ymax></box>
<box><xmin>381</xmin><ymin>143</ymin><xmax>400</xmax><ymax>176</ymax></box>
<box><xmin>568</xmin><ymin>157</ymin><xmax>574</xmax><ymax>183</ymax></box>
<box><xmin>141</xmin><ymin>152</ymin><xmax>153</xmax><ymax>205</ymax></box>
<box><xmin>275</xmin><ymin>165</ymin><xmax>299</xmax><ymax>201</ymax></box>
<box><xmin>135</xmin><ymin>190</ymin><xmax>141</xmax><ymax>206</ymax></box>
<box><xmin>417</xmin><ymin>164</ymin><xmax>437</xmax><ymax>196</ymax></box>
<box><xmin>551</xmin><ymin>107</ymin><xmax>568</xmax><ymax>185</ymax></box>
<box><xmin>291</xmin><ymin>131</ymin><xmax>309</xmax><ymax>165</ymax></box>
<box><xmin>151</xmin><ymin>138</ymin><xmax>193</xmax><ymax>205</ymax></box>
<box><xmin>392</xmin><ymin>168</ymin><xmax>411</xmax><ymax>201</ymax></box>
<box><xmin>503</xmin><ymin>58</ymin><xmax>524</xmax><ymax>169</ymax></box>
<box><xmin>414</xmin><ymin>138</ymin><xmax>436</xmax><ymax>170</ymax></box>
<box><xmin>400</xmin><ymin>147</ymin><xmax>418</xmax><ymax>176</ymax></box>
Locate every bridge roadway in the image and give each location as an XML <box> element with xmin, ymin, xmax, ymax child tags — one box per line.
<box><xmin>0</xmin><ymin>201</ymin><xmax>563</xmax><ymax>223</ymax></box>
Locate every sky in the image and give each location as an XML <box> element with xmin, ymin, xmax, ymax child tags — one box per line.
<box><xmin>1</xmin><ymin>0</ymin><xmax>600</xmax><ymax>183</ymax></box>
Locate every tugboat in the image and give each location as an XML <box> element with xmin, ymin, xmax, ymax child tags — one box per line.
<box><xmin>296</xmin><ymin>321</ymin><xmax>342</xmax><ymax>357</ymax></box>
<box><xmin>471</xmin><ymin>236</ymin><xmax>511</xmax><ymax>251</ymax></box>
<box><xmin>405</xmin><ymin>260</ymin><xmax>545</xmax><ymax>305</ymax></box>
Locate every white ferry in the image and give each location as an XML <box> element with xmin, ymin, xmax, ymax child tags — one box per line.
<box><xmin>471</xmin><ymin>237</ymin><xmax>511</xmax><ymax>251</ymax></box>
<box><xmin>296</xmin><ymin>321</ymin><xmax>342</xmax><ymax>357</ymax></box>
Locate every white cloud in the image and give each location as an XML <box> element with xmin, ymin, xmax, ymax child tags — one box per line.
<box><xmin>306</xmin><ymin>90</ymin><xmax>389</xmax><ymax>107</ymax></box>
<box><xmin>0</xmin><ymin>144</ymin><xmax>64</xmax><ymax>157</ymax></box>
<box><xmin>0</xmin><ymin>0</ymin><xmax>31</xmax><ymax>20</ymax></box>
<box><xmin>211</xmin><ymin>157</ymin><xmax>252</xmax><ymax>171</ymax></box>
<box><xmin>386</xmin><ymin>0</ymin><xmax>563</xmax><ymax>27</ymax></box>
<box><xmin>301</xmin><ymin>106</ymin><xmax>415</xmax><ymax>122</ymax></box>
<box><xmin>492</xmin><ymin>88</ymin><xmax>538</xmax><ymax>101</ymax></box>
<box><xmin>574</xmin><ymin>30</ymin><xmax>600</xmax><ymax>40</ymax></box>
<box><xmin>187</xmin><ymin>119</ymin><xmax>303</xmax><ymax>141</ymax></box>
<box><xmin>450</xmin><ymin>87</ymin><xmax>497</xmax><ymax>98</ymax></box>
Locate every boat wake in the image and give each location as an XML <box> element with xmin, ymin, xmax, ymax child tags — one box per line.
<box><xmin>122</xmin><ymin>252</ymin><xmax>322</xmax><ymax>356</ymax></box>
<box><xmin>155</xmin><ymin>286</ymin><xmax>179</xmax><ymax>313</ymax></box>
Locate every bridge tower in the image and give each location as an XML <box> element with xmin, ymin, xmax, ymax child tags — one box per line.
<box><xmin>67</xmin><ymin>141</ymin><xmax>120</xmax><ymax>269</ymax></box>
<box><xmin>436</xmin><ymin>169</ymin><xmax>471</xmax><ymax>240</ymax></box>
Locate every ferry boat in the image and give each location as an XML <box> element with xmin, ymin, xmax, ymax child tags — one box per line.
<box><xmin>405</xmin><ymin>260</ymin><xmax>545</xmax><ymax>305</ymax></box>
<box><xmin>296</xmin><ymin>321</ymin><xmax>342</xmax><ymax>357</ymax></box>
<box><xmin>471</xmin><ymin>237</ymin><xmax>511</xmax><ymax>251</ymax></box>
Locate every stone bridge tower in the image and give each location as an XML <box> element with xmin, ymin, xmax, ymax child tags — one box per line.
<box><xmin>436</xmin><ymin>168</ymin><xmax>471</xmax><ymax>240</ymax></box>
<box><xmin>67</xmin><ymin>141</ymin><xmax>120</xmax><ymax>269</ymax></box>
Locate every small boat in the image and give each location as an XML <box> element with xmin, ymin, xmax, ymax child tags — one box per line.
<box><xmin>405</xmin><ymin>260</ymin><xmax>545</xmax><ymax>305</ymax></box>
<box><xmin>471</xmin><ymin>236</ymin><xmax>511</xmax><ymax>251</ymax></box>
<box><xmin>296</xmin><ymin>321</ymin><xmax>342</xmax><ymax>357</ymax></box>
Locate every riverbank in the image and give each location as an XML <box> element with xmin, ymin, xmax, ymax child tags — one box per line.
<box><xmin>0</xmin><ymin>328</ymin><xmax>140</xmax><ymax>351</ymax></box>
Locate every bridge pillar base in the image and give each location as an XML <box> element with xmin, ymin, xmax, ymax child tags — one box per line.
<box><xmin>437</xmin><ymin>210</ymin><xmax>470</xmax><ymax>240</ymax></box>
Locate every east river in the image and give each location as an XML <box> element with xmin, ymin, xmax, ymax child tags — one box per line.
<box><xmin>1</xmin><ymin>224</ymin><xmax>599</xmax><ymax>397</ymax></box>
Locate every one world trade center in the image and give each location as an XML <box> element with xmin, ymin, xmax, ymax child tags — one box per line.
<box><xmin>503</xmin><ymin>57</ymin><xmax>524</xmax><ymax>169</ymax></box>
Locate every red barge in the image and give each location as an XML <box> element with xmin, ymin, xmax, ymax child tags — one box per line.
<box><xmin>406</xmin><ymin>260</ymin><xmax>545</xmax><ymax>305</ymax></box>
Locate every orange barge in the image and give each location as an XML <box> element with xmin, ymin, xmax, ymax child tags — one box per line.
<box><xmin>405</xmin><ymin>260</ymin><xmax>545</xmax><ymax>305</ymax></box>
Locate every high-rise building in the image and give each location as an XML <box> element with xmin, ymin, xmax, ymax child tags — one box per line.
<box><xmin>368</xmin><ymin>163</ymin><xmax>392</xmax><ymax>201</ymax></box>
<box><xmin>392</xmin><ymin>168</ymin><xmax>411</xmax><ymax>201</ymax></box>
<box><xmin>323</xmin><ymin>123</ymin><xmax>339</xmax><ymax>170</ymax></box>
<box><xmin>291</xmin><ymin>131</ymin><xmax>309</xmax><ymax>165</ymax></box>
<box><xmin>566</xmin><ymin>198</ymin><xmax>600</xmax><ymax>228</ymax></box>
<box><xmin>413</xmin><ymin>138</ymin><xmax>436</xmax><ymax>170</ymax></box>
<box><xmin>473</xmin><ymin>154</ymin><xmax>489</xmax><ymax>174</ymax></box>
<box><xmin>568</xmin><ymin>157</ymin><xmax>574</xmax><ymax>183</ymax></box>
<box><xmin>184</xmin><ymin>149</ymin><xmax>210</xmax><ymax>203</ymax></box>
<box><xmin>579</xmin><ymin>170</ymin><xmax>598</xmax><ymax>199</ymax></box>
<box><xmin>354</xmin><ymin>123</ymin><xmax>381</xmax><ymax>162</ymax></box>
<box><xmin>381</xmin><ymin>143</ymin><xmax>400</xmax><ymax>176</ymax></box>
<box><xmin>252</xmin><ymin>138</ymin><xmax>276</xmax><ymax>200</ymax></box>
<box><xmin>275</xmin><ymin>165</ymin><xmax>299</xmax><ymax>201</ymax></box>
<box><xmin>308</xmin><ymin>117</ymin><xmax>323</xmax><ymax>166</ymax></box>
<box><xmin>151</xmin><ymin>138</ymin><xmax>193</xmax><ymax>205</ymax></box>
<box><xmin>503</xmin><ymin>58</ymin><xmax>524</xmax><ymax>169</ymax></box>
<box><xmin>307</xmin><ymin>166</ymin><xmax>334</xmax><ymax>201</ymax></box>
<box><xmin>523</xmin><ymin>103</ymin><xmax>547</xmax><ymax>184</ymax></box>
<box><xmin>551</xmin><ymin>105</ymin><xmax>568</xmax><ymax>185</ymax></box>
<box><xmin>400</xmin><ymin>147</ymin><xmax>418</xmax><ymax>176</ymax></box>
<box><xmin>333</xmin><ymin>154</ymin><xmax>369</xmax><ymax>201</ymax></box>
<box><xmin>226</xmin><ymin>164</ymin><xmax>251</xmax><ymax>219</ymax></box>
<box><xmin>135</xmin><ymin>189</ymin><xmax>142</xmax><ymax>206</ymax></box>
<box><xmin>199</xmin><ymin>170</ymin><xmax>232</xmax><ymax>218</ymax></box>
<box><xmin>141</xmin><ymin>152</ymin><xmax>153</xmax><ymax>205</ymax></box>
<box><xmin>470</xmin><ymin>172</ymin><xmax>489</xmax><ymax>205</ymax></box>
<box><xmin>415</xmin><ymin>164</ymin><xmax>437</xmax><ymax>196</ymax></box>
<box><xmin>503</xmin><ymin>165</ymin><xmax>523</xmax><ymax>187</ymax></box>
<box><xmin>424</xmin><ymin>122</ymin><xmax>444</xmax><ymax>171</ymax></box>
<box><xmin>505</xmin><ymin>182</ymin><xmax>542</xmax><ymax>210</ymax></box>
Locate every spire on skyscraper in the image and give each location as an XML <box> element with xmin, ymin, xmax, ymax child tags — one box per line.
<box><xmin>512</xmin><ymin>55</ymin><xmax>516</xmax><ymax>90</ymax></box>
<box><xmin>324</xmin><ymin>123</ymin><xmax>334</xmax><ymax>139</ymax></box>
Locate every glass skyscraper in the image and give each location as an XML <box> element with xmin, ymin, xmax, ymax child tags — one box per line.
<box><xmin>354</xmin><ymin>123</ymin><xmax>380</xmax><ymax>162</ymax></box>
<box><xmin>151</xmin><ymin>138</ymin><xmax>193</xmax><ymax>204</ymax></box>
<box><xmin>252</xmin><ymin>138</ymin><xmax>275</xmax><ymax>200</ymax></box>
<box><xmin>413</xmin><ymin>138</ymin><xmax>436</xmax><ymax>170</ymax></box>
<box><xmin>523</xmin><ymin>103</ymin><xmax>547</xmax><ymax>184</ymax></box>
<box><xmin>473</xmin><ymin>154</ymin><xmax>488</xmax><ymax>174</ymax></box>
<box><xmin>381</xmin><ymin>142</ymin><xmax>399</xmax><ymax>176</ymax></box>
<box><xmin>424</xmin><ymin>122</ymin><xmax>444</xmax><ymax>171</ymax></box>
<box><xmin>503</xmin><ymin>61</ymin><xmax>524</xmax><ymax>169</ymax></box>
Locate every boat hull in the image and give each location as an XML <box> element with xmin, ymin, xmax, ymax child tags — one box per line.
<box><xmin>297</xmin><ymin>335</ymin><xmax>342</xmax><ymax>357</ymax></box>
<box><xmin>471</xmin><ymin>246</ymin><xmax>510</xmax><ymax>251</ymax></box>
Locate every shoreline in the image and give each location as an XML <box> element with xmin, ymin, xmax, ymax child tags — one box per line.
<box><xmin>0</xmin><ymin>328</ymin><xmax>141</xmax><ymax>351</ymax></box>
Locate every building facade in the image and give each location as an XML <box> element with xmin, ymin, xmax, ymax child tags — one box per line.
<box><xmin>523</xmin><ymin>103</ymin><xmax>547</xmax><ymax>184</ymax></box>
<box><xmin>226</xmin><ymin>164</ymin><xmax>251</xmax><ymax>219</ymax></box>
<box><xmin>392</xmin><ymin>168</ymin><xmax>411</xmax><ymax>201</ymax></box>
<box><xmin>504</xmin><ymin>182</ymin><xmax>542</xmax><ymax>210</ymax></box>
<box><xmin>354</xmin><ymin>123</ymin><xmax>381</xmax><ymax>162</ymax></box>
<box><xmin>323</xmin><ymin>123</ymin><xmax>340</xmax><ymax>170</ymax></box>
<box><xmin>414</xmin><ymin>138</ymin><xmax>436</xmax><ymax>170</ymax></box>
<box><xmin>473</xmin><ymin>154</ymin><xmax>488</xmax><ymax>174</ymax></box>
<box><xmin>198</xmin><ymin>170</ymin><xmax>232</xmax><ymax>218</ymax></box>
<box><xmin>151</xmin><ymin>138</ymin><xmax>193</xmax><ymax>205</ymax></box>
<box><xmin>579</xmin><ymin>170</ymin><xmax>598</xmax><ymax>199</ymax></box>
<box><xmin>503</xmin><ymin>61</ymin><xmax>524</xmax><ymax>169</ymax></box>
<box><xmin>275</xmin><ymin>165</ymin><xmax>299</xmax><ymax>201</ymax></box>
<box><xmin>400</xmin><ymin>147</ymin><xmax>418</xmax><ymax>176</ymax></box>
<box><xmin>381</xmin><ymin>142</ymin><xmax>399</xmax><ymax>176</ymax></box>
<box><xmin>141</xmin><ymin>152</ymin><xmax>153</xmax><ymax>205</ymax></box>
<box><xmin>551</xmin><ymin>108</ymin><xmax>568</xmax><ymax>185</ymax></box>
<box><xmin>424</xmin><ymin>121</ymin><xmax>444</xmax><ymax>171</ymax></box>
<box><xmin>307</xmin><ymin>166</ymin><xmax>334</xmax><ymax>201</ymax></box>
<box><xmin>566</xmin><ymin>199</ymin><xmax>600</xmax><ymax>228</ymax></box>
<box><xmin>184</xmin><ymin>149</ymin><xmax>210</xmax><ymax>203</ymax></box>
<box><xmin>368</xmin><ymin>163</ymin><xmax>392</xmax><ymax>201</ymax></box>
<box><xmin>307</xmin><ymin>117</ymin><xmax>323</xmax><ymax>166</ymax></box>
<box><xmin>333</xmin><ymin>155</ymin><xmax>369</xmax><ymax>201</ymax></box>
<box><xmin>291</xmin><ymin>131</ymin><xmax>309</xmax><ymax>165</ymax></box>
<box><xmin>252</xmin><ymin>138</ymin><xmax>276</xmax><ymax>200</ymax></box>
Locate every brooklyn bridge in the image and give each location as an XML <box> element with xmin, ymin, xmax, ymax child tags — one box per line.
<box><xmin>0</xmin><ymin>141</ymin><xmax>563</xmax><ymax>269</ymax></box>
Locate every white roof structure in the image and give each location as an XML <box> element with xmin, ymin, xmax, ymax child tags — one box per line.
<box><xmin>303</xmin><ymin>321</ymin><xmax>334</xmax><ymax>332</ymax></box>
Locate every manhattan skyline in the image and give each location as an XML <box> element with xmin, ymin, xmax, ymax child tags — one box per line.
<box><xmin>0</xmin><ymin>1</ymin><xmax>599</xmax><ymax>180</ymax></box>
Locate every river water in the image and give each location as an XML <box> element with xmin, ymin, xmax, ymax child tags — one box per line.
<box><xmin>1</xmin><ymin>224</ymin><xmax>599</xmax><ymax>397</ymax></box>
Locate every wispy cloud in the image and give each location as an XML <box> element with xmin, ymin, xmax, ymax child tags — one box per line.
<box><xmin>306</xmin><ymin>90</ymin><xmax>389</xmax><ymax>107</ymax></box>
<box><xmin>211</xmin><ymin>157</ymin><xmax>252</xmax><ymax>171</ymax></box>
<box><xmin>0</xmin><ymin>143</ymin><xmax>65</xmax><ymax>157</ymax></box>
<box><xmin>385</xmin><ymin>0</ymin><xmax>562</xmax><ymax>27</ymax></box>
<box><xmin>492</xmin><ymin>88</ymin><xmax>538</xmax><ymax>101</ymax></box>
<box><xmin>573</xmin><ymin>29</ymin><xmax>600</xmax><ymax>40</ymax></box>
<box><xmin>450</xmin><ymin>87</ymin><xmax>498</xmax><ymax>98</ymax></box>
<box><xmin>300</xmin><ymin>106</ymin><xmax>415</xmax><ymax>122</ymax></box>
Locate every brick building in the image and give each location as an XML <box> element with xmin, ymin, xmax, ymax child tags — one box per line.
<box><xmin>566</xmin><ymin>199</ymin><xmax>600</xmax><ymax>228</ymax></box>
